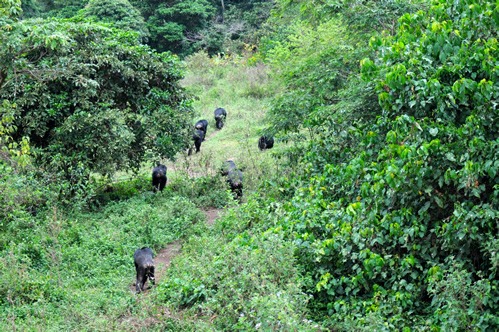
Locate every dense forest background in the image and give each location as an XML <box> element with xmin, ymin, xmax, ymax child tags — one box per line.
<box><xmin>1</xmin><ymin>0</ymin><xmax>498</xmax><ymax>330</ymax></box>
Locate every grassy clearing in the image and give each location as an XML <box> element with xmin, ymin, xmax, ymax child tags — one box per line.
<box><xmin>143</xmin><ymin>53</ymin><xmax>319</xmax><ymax>330</ymax></box>
<box><xmin>0</xmin><ymin>194</ymin><xmax>205</xmax><ymax>331</ymax></box>
<box><xmin>1</xmin><ymin>51</ymin><xmax>305</xmax><ymax>331</ymax></box>
<box><xmin>164</xmin><ymin>52</ymin><xmax>282</xmax><ymax>200</ymax></box>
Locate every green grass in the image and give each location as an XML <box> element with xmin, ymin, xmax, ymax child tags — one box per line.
<box><xmin>166</xmin><ymin>52</ymin><xmax>282</xmax><ymax>198</ymax></box>
<box><xmin>0</xmin><ymin>51</ymin><xmax>310</xmax><ymax>331</ymax></box>
<box><xmin>0</xmin><ymin>194</ymin><xmax>205</xmax><ymax>331</ymax></box>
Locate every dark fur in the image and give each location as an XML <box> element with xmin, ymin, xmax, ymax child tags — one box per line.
<box><xmin>188</xmin><ymin>128</ymin><xmax>205</xmax><ymax>155</ymax></box>
<box><xmin>220</xmin><ymin>159</ymin><xmax>243</xmax><ymax>200</ymax></box>
<box><xmin>152</xmin><ymin>164</ymin><xmax>167</xmax><ymax>192</ymax></box>
<box><xmin>133</xmin><ymin>247</ymin><xmax>155</xmax><ymax>293</ymax></box>
<box><xmin>220</xmin><ymin>159</ymin><xmax>236</xmax><ymax>176</ymax></box>
<box><xmin>258</xmin><ymin>136</ymin><xmax>274</xmax><ymax>150</ymax></box>
<box><xmin>214</xmin><ymin>108</ymin><xmax>227</xmax><ymax>129</ymax></box>
<box><xmin>195</xmin><ymin>119</ymin><xmax>208</xmax><ymax>140</ymax></box>
<box><xmin>227</xmin><ymin>168</ymin><xmax>243</xmax><ymax>200</ymax></box>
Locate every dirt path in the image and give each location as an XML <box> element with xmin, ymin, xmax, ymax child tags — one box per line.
<box><xmin>121</xmin><ymin>208</ymin><xmax>222</xmax><ymax>328</ymax></box>
<box><xmin>202</xmin><ymin>208</ymin><xmax>221</xmax><ymax>226</ymax></box>
<box><xmin>129</xmin><ymin>208</ymin><xmax>221</xmax><ymax>294</ymax></box>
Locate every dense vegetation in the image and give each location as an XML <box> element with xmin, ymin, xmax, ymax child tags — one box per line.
<box><xmin>1</xmin><ymin>0</ymin><xmax>498</xmax><ymax>330</ymax></box>
<box><xmin>20</xmin><ymin>0</ymin><xmax>273</xmax><ymax>56</ymax></box>
<box><xmin>262</xmin><ymin>0</ymin><xmax>498</xmax><ymax>329</ymax></box>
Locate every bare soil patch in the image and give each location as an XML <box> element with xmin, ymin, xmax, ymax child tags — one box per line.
<box><xmin>203</xmin><ymin>208</ymin><xmax>222</xmax><ymax>226</ymax></box>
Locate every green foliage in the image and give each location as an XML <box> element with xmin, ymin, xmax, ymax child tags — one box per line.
<box><xmin>155</xmin><ymin>195</ymin><xmax>318</xmax><ymax>331</ymax></box>
<box><xmin>80</xmin><ymin>0</ymin><xmax>149</xmax><ymax>42</ymax></box>
<box><xmin>135</xmin><ymin>0</ymin><xmax>216</xmax><ymax>56</ymax></box>
<box><xmin>262</xmin><ymin>1</ymin><xmax>428</xmax><ymax>165</ymax></box>
<box><xmin>195</xmin><ymin>0</ymin><xmax>274</xmax><ymax>55</ymax></box>
<box><xmin>0</xmin><ymin>17</ymin><xmax>193</xmax><ymax>192</ymax></box>
<box><xmin>264</xmin><ymin>18</ymin><xmax>367</xmax><ymax>137</ymax></box>
<box><xmin>167</xmin><ymin>172</ymin><xmax>234</xmax><ymax>208</ymax></box>
<box><xmin>0</xmin><ymin>0</ymin><xmax>22</xmax><ymax>19</ymax></box>
<box><xmin>0</xmin><ymin>100</ymin><xmax>55</xmax><ymax>251</ymax></box>
<box><xmin>0</xmin><ymin>194</ymin><xmax>205</xmax><ymax>330</ymax></box>
<box><xmin>21</xmin><ymin>0</ymin><xmax>274</xmax><ymax>57</ymax></box>
<box><xmin>427</xmin><ymin>262</ymin><xmax>497</xmax><ymax>330</ymax></box>
<box><xmin>36</xmin><ymin>0</ymin><xmax>87</xmax><ymax>18</ymax></box>
<box><xmin>266</xmin><ymin>0</ymin><xmax>498</xmax><ymax>329</ymax></box>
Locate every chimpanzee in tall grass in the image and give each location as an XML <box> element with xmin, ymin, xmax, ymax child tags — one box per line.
<box><xmin>220</xmin><ymin>160</ymin><xmax>243</xmax><ymax>201</ymax></box>
<box><xmin>220</xmin><ymin>159</ymin><xmax>236</xmax><ymax>176</ymax></box>
<box><xmin>227</xmin><ymin>168</ymin><xmax>243</xmax><ymax>201</ymax></box>
<box><xmin>258</xmin><ymin>135</ymin><xmax>274</xmax><ymax>150</ymax></box>
<box><xmin>188</xmin><ymin>128</ymin><xmax>205</xmax><ymax>155</ymax></box>
<box><xmin>152</xmin><ymin>164</ymin><xmax>167</xmax><ymax>192</ymax></box>
<box><xmin>214</xmin><ymin>107</ymin><xmax>227</xmax><ymax>129</ymax></box>
<box><xmin>133</xmin><ymin>247</ymin><xmax>155</xmax><ymax>294</ymax></box>
<box><xmin>195</xmin><ymin>119</ymin><xmax>208</xmax><ymax>140</ymax></box>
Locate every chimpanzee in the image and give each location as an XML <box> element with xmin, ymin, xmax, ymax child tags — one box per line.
<box><xmin>133</xmin><ymin>247</ymin><xmax>155</xmax><ymax>294</ymax></box>
<box><xmin>152</xmin><ymin>164</ymin><xmax>167</xmax><ymax>192</ymax></box>
<box><xmin>220</xmin><ymin>160</ymin><xmax>243</xmax><ymax>200</ymax></box>
<box><xmin>220</xmin><ymin>159</ymin><xmax>236</xmax><ymax>176</ymax></box>
<box><xmin>258</xmin><ymin>136</ymin><xmax>274</xmax><ymax>150</ymax></box>
<box><xmin>195</xmin><ymin>119</ymin><xmax>208</xmax><ymax>140</ymax></box>
<box><xmin>188</xmin><ymin>128</ymin><xmax>205</xmax><ymax>155</ymax></box>
<box><xmin>227</xmin><ymin>168</ymin><xmax>243</xmax><ymax>201</ymax></box>
<box><xmin>214</xmin><ymin>108</ymin><xmax>227</xmax><ymax>129</ymax></box>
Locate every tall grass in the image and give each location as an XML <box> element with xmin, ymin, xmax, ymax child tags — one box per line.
<box><xmin>165</xmin><ymin>52</ymin><xmax>282</xmax><ymax>200</ymax></box>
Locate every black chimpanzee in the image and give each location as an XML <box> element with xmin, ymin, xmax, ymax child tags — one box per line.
<box><xmin>227</xmin><ymin>168</ymin><xmax>243</xmax><ymax>201</ymax></box>
<box><xmin>214</xmin><ymin>108</ymin><xmax>227</xmax><ymax>129</ymax></box>
<box><xmin>258</xmin><ymin>136</ymin><xmax>274</xmax><ymax>150</ymax></box>
<box><xmin>152</xmin><ymin>164</ymin><xmax>167</xmax><ymax>192</ymax></box>
<box><xmin>220</xmin><ymin>159</ymin><xmax>236</xmax><ymax>176</ymax></box>
<box><xmin>220</xmin><ymin>160</ymin><xmax>243</xmax><ymax>201</ymax></box>
<box><xmin>133</xmin><ymin>247</ymin><xmax>155</xmax><ymax>294</ymax></box>
<box><xmin>188</xmin><ymin>128</ymin><xmax>205</xmax><ymax>155</ymax></box>
<box><xmin>195</xmin><ymin>119</ymin><xmax>208</xmax><ymax>140</ymax></box>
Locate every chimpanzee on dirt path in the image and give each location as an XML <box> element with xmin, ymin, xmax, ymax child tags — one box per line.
<box><xmin>133</xmin><ymin>247</ymin><xmax>155</xmax><ymax>294</ymax></box>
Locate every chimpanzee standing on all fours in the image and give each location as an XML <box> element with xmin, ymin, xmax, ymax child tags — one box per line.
<box><xmin>214</xmin><ymin>107</ymin><xmax>227</xmax><ymax>129</ymax></box>
<box><xmin>133</xmin><ymin>247</ymin><xmax>155</xmax><ymax>294</ymax></box>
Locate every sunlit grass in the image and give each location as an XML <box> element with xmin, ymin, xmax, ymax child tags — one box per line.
<box><xmin>163</xmin><ymin>52</ymin><xmax>282</xmax><ymax>198</ymax></box>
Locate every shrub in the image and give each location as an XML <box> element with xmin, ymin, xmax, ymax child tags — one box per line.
<box><xmin>155</xmin><ymin>195</ymin><xmax>319</xmax><ymax>330</ymax></box>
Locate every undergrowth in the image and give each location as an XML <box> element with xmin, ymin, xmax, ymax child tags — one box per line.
<box><xmin>0</xmin><ymin>193</ymin><xmax>205</xmax><ymax>331</ymax></box>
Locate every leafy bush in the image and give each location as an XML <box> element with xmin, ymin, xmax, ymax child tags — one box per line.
<box><xmin>0</xmin><ymin>17</ymin><xmax>193</xmax><ymax>194</ymax></box>
<box><xmin>80</xmin><ymin>0</ymin><xmax>149</xmax><ymax>42</ymax></box>
<box><xmin>267</xmin><ymin>0</ymin><xmax>498</xmax><ymax>329</ymax></box>
<box><xmin>155</xmin><ymin>195</ymin><xmax>319</xmax><ymax>330</ymax></box>
<box><xmin>167</xmin><ymin>171</ymin><xmax>235</xmax><ymax>208</ymax></box>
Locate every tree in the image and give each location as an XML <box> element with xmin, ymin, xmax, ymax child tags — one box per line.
<box><xmin>80</xmin><ymin>0</ymin><xmax>149</xmax><ymax>42</ymax></box>
<box><xmin>131</xmin><ymin>0</ymin><xmax>216</xmax><ymax>56</ymax></box>
<box><xmin>0</xmin><ymin>18</ymin><xmax>193</xmax><ymax>191</ymax></box>
<box><xmin>0</xmin><ymin>0</ymin><xmax>21</xmax><ymax>17</ymax></box>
